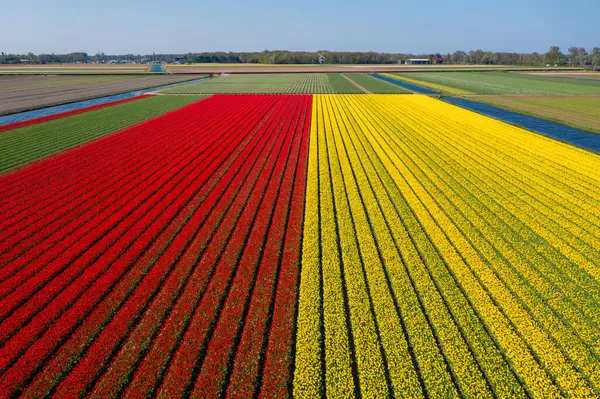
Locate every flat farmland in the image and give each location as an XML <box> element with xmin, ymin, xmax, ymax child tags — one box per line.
<box><xmin>0</xmin><ymin>94</ymin><xmax>311</xmax><ymax>398</ymax></box>
<box><xmin>472</xmin><ymin>95</ymin><xmax>600</xmax><ymax>133</ymax></box>
<box><xmin>519</xmin><ymin>72</ymin><xmax>600</xmax><ymax>80</ymax></box>
<box><xmin>391</xmin><ymin>71</ymin><xmax>600</xmax><ymax>94</ymax></box>
<box><xmin>161</xmin><ymin>73</ymin><xmax>361</xmax><ymax>94</ymax></box>
<box><xmin>0</xmin><ymin>95</ymin><xmax>201</xmax><ymax>172</ymax></box>
<box><xmin>166</xmin><ymin>64</ymin><xmax>573</xmax><ymax>74</ymax></box>
<box><xmin>0</xmin><ymin>64</ymin><xmax>150</xmax><ymax>74</ymax></box>
<box><xmin>1</xmin><ymin>93</ymin><xmax>600</xmax><ymax>398</ymax></box>
<box><xmin>296</xmin><ymin>95</ymin><xmax>600</xmax><ymax>398</ymax></box>
<box><xmin>0</xmin><ymin>74</ymin><xmax>205</xmax><ymax>115</ymax></box>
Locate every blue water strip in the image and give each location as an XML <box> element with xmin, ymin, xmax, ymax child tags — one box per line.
<box><xmin>0</xmin><ymin>77</ymin><xmax>210</xmax><ymax>126</ymax></box>
<box><xmin>149</xmin><ymin>65</ymin><xmax>166</xmax><ymax>73</ymax></box>
<box><xmin>443</xmin><ymin>97</ymin><xmax>600</xmax><ymax>154</ymax></box>
<box><xmin>370</xmin><ymin>74</ymin><xmax>440</xmax><ymax>95</ymax></box>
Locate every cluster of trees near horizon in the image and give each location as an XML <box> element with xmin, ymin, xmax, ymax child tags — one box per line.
<box><xmin>1</xmin><ymin>46</ymin><xmax>598</xmax><ymax>66</ymax></box>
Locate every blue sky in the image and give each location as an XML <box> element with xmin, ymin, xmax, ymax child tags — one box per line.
<box><xmin>1</xmin><ymin>0</ymin><xmax>598</xmax><ymax>54</ymax></box>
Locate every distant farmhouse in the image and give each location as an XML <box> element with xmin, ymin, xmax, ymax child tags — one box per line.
<box><xmin>405</xmin><ymin>58</ymin><xmax>431</xmax><ymax>65</ymax></box>
<box><xmin>400</xmin><ymin>54</ymin><xmax>443</xmax><ymax>65</ymax></box>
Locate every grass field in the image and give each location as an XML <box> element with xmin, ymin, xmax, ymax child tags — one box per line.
<box><xmin>392</xmin><ymin>71</ymin><xmax>600</xmax><ymax>94</ymax></box>
<box><xmin>0</xmin><ymin>95</ymin><xmax>201</xmax><ymax>172</ymax></box>
<box><xmin>471</xmin><ymin>95</ymin><xmax>600</xmax><ymax>133</ymax></box>
<box><xmin>161</xmin><ymin>73</ymin><xmax>363</xmax><ymax>94</ymax></box>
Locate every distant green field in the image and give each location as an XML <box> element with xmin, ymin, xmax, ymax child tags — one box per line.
<box><xmin>0</xmin><ymin>95</ymin><xmax>202</xmax><ymax>172</ymax></box>
<box><xmin>161</xmin><ymin>73</ymin><xmax>363</xmax><ymax>94</ymax></box>
<box><xmin>343</xmin><ymin>73</ymin><xmax>411</xmax><ymax>93</ymax></box>
<box><xmin>394</xmin><ymin>72</ymin><xmax>600</xmax><ymax>94</ymax></box>
<box><xmin>472</xmin><ymin>95</ymin><xmax>600</xmax><ymax>133</ymax></box>
<box><xmin>568</xmin><ymin>75</ymin><xmax>600</xmax><ymax>80</ymax></box>
<box><xmin>521</xmin><ymin>73</ymin><xmax>600</xmax><ymax>81</ymax></box>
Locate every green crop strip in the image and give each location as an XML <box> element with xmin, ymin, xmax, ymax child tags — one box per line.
<box><xmin>344</xmin><ymin>74</ymin><xmax>412</xmax><ymax>94</ymax></box>
<box><xmin>326</xmin><ymin>74</ymin><xmax>363</xmax><ymax>94</ymax></box>
<box><xmin>162</xmin><ymin>73</ymin><xmax>388</xmax><ymax>94</ymax></box>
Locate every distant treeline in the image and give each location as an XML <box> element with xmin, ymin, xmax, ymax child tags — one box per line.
<box><xmin>1</xmin><ymin>47</ymin><xmax>599</xmax><ymax>66</ymax></box>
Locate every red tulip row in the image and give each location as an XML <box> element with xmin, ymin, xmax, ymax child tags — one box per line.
<box><xmin>257</xmin><ymin>97</ymin><xmax>310</xmax><ymax>399</ymax></box>
<box><xmin>217</xmin><ymin>94</ymin><xmax>310</xmax><ymax>399</ymax></box>
<box><xmin>0</xmin><ymin>94</ymin><xmax>310</xmax><ymax>399</ymax></box>
<box><xmin>58</xmin><ymin>94</ymin><xmax>289</xmax><ymax>398</ymax></box>
<box><xmin>111</xmin><ymin>95</ymin><xmax>304</xmax><ymax>399</ymax></box>
<box><xmin>19</xmin><ymin>94</ymin><xmax>273</xmax><ymax>399</ymax></box>
<box><xmin>0</xmin><ymin>98</ymin><xmax>208</xmax><ymax>261</ymax></box>
<box><xmin>0</xmin><ymin>93</ymin><xmax>245</xmax><ymax>393</ymax></box>
<box><xmin>188</xmin><ymin>95</ymin><xmax>309</xmax><ymax>399</ymax></box>
<box><xmin>0</xmin><ymin>96</ymin><xmax>240</xmax><ymax>341</ymax></box>
<box><xmin>0</xmin><ymin>94</ymin><xmax>152</xmax><ymax>133</ymax></box>
<box><xmin>0</xmin><ymin>95</ymin><xmax>194</xmax><ymax>212</ymax></box>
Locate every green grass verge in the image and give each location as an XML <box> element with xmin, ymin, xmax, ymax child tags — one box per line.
<box><xmin>0</xmin><ymin>95</ymin><xmax>203</xmax><ymax>173</ymax></box>
<box><xmin>393</xmin><ymin>72</ymin><xmax>600</xmax><ymax>94</ymax></box>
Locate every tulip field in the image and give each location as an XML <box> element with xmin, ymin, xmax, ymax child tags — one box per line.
<box><xmin>295</xmin><ymin>95</ymin><xmax>600</xmax><ymax>398</ymax></box>
<box><xmin>1</xmin><ymin>92</ymin><xmax>600</xmax><ymax>398</ymax></box>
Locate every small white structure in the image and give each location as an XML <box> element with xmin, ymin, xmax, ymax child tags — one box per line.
<box><xmin>406</xmin><ymin>58</ymin><xmax>431</xmax><ymax>65</ymax></box>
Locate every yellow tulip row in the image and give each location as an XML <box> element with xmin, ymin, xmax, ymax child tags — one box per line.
<box><xmin>338</xmin><ymin>95</ymin><xmax>537</xmax><ymax>399</ymax></box>
<box><xmin>354</xmin><ymin>95</ymin><xmax>600</xmax><ymax>390</ymax></box>
<box><xmin>416</xmin><ymin>99</ymin><xmax>600</xmax><ymax>255</ymax></box>
<box><xmin>294</xmin><ymin>99</ymin><xmax>324</xmax><ymax>398</ymax></box>
<box><xmin>381</xmin><ymin>97</ymin><xmax>600</xmax><ymax>323</ymax></box>
<box><xmin>294</xmin><ymin>94</ymin><xmax>600</xmax><ymax>398</ymax></box>
<box><xmin>324</xmin><ymin>94</ymin><xmax>510</xmax><ymax>398</ymax></box>
<box><xmin>418</xmin><ymin>98</ymin><xmax>600</xmax><ymax>212</ymax></box>
<box><xmin>338</xmin><ymin>94</ymin><xmax>559</xmax><ymax>398</ymax></box>
<box><xmin>433</xmin><ymin>100</ymin><xmax>600</xmax><ymax>189</ymax></box>
<box><xmin>352</xmin><ymin>94</ymin><xmax>596</xmax><ymax>397</ymax></box>
<box><xmin>402</xmin><ymin>97</ymin><xmax>600</xmax><ymax>315</ymax></box>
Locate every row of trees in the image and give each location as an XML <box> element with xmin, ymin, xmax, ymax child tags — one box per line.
<box><xmin>1</xmin><ymin>47</ymin><xmax>599</xmax><ymax>66</ymax></box>
<box><xmin>445</xmin><ymin>47</ymin><xmax>600</xmax><ymax>66</ymax></box>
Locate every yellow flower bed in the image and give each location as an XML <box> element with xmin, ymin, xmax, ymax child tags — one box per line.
<box><xmin>294</xmin><ymin>94</ymin><xmax>600</xmax><ymax>398</ymax></box>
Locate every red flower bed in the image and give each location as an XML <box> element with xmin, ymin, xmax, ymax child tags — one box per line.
<box><xmin>54</xmin><ymin>95</ymin><xmax>279</xmax><ymax>398</ymax></box>
<box><xmin>195</xmin><ymin>95</ymin><xmax>310</xmax><ymax>398</ymax></box>
<box><xmin>258</xmin><ymin>99</ymin><xmax>311</xmax><ymax>398</ymax></box>
<box><xmin>0</xmin><ymin>94</ymin><xmax>310</xmax><ymax>399</ymax></box>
